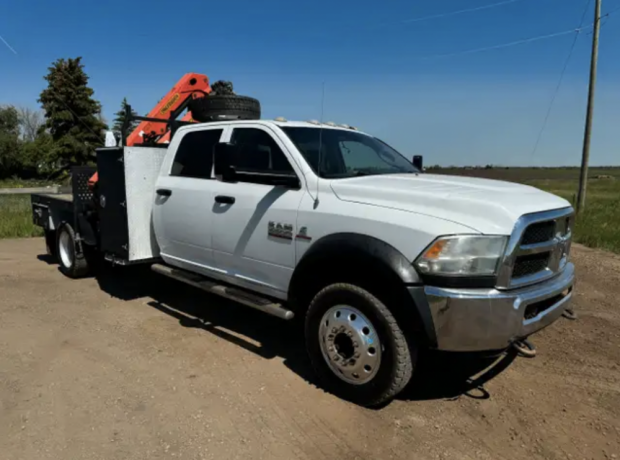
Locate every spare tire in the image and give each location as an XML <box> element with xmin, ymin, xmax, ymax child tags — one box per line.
<box><xmin>189</xmin><ymin>95</ymin><xmax>261</xmax><ymax>122</ymax></box>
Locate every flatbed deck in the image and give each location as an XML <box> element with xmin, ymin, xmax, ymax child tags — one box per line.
<box><xmin>31</xmin><ymin>193</ymin><xmax>75</xmax><ymax>231</ymax></box>
<box><xmin>42</xmin><ymin>193</ymin><xmax>73</xmax><ymax>202</ymax></box>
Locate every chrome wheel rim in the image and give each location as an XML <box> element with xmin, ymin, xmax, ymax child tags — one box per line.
<box><xmin>59</xmin><ymin>229</ymin><xmax>74</xmax><ymax>269</ymax></box>
<box><xmin>318</xmin><ymin>305</ymin><xmax>382</xmax><ymax>385</ymax></box>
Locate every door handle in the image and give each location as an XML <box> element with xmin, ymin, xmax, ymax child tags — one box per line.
<box><xmin>156</xmin><ymin>189</ymin><xmax>172</xmax><ymax>197</ymax></box>
<box><xmin>215</xmin><ymin>195</ymin><xmax>235</xmax><ymax>204</ymax></box>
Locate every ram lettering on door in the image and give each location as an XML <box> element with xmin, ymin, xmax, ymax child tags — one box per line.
<box><xmin>268</xmin><ymin>221</ymin><xmax>293</xmax><ymax>241</ymax></box>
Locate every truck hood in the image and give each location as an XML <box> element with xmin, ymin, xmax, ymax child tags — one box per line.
<box><xmin>329</xmin><ymin>173</ymin><xmax>571</xmax><ymax>234</ymax></box>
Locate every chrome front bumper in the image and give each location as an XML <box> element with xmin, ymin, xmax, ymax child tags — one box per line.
<box><xmin>423</xmin><ymin>262</ymin><xmax>575</xmax><ymax>352</ymax></box>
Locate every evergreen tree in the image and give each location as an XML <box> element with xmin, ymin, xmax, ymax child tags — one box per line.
<box><xmin>112</xmin><ymin>97</ymin><xmax>139</xmax><ymax>134</ymax></box>
<box><xmin>0</xmin><ymin>105</ymin><xmax>22</xmax><ymax>178</ymax></box>
<box><xmin>38</xmin><ymin>57</ymin><xmax>107</xmax><ymax>170</ymax></box>
<box><xmin>21</xmin><ymin>129</ymin><xmax>56</xmax><ymax>176</ymax></box>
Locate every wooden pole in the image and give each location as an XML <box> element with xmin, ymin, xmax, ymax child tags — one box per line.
<box><xmin>576</xmin><ymin>0</ymin><xmax>602</xmax><ymax>213</ymax></box>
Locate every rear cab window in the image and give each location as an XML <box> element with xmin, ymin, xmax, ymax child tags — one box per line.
<box><xmin>170</xmin><ymin>128</ymin><xmax>224</xmax><ymax>179</ymax></box>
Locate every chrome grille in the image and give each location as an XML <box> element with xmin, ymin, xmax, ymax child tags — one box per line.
<box><xmin>496</xmin><ymin>207</ymin><xmax>574</xmax><ymax>289</ymax></box>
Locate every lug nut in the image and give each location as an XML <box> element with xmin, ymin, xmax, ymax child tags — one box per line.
<box><xmin>353</xmin><ymin>342</ymin><xmax>359</xmax><ymax>348</ymax></box>
<box><xmin>347</xmin><ymin>331</ymin><xmax>353</xmax><ymax>337</ymax></box>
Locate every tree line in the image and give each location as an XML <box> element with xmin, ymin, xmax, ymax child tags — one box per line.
<box><xmin>0</xmin><ymin>57</ymin><xmax>138</xmax><ymax>180</ymax></box>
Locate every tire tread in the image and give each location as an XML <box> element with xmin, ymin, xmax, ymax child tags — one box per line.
<box><xmin>189</xmin><ymin>95</ymin><xmax>260</xmax><ymax>122</ymax></box>
<box><xmin>57</xmin><ymin>224</ymin><xmax>91</xmax><ymax>279</ymax></box>
<box><xmin>305</xmin><ymin>283</ymin><xmax>413</xmax><ymax>406</ymax></box>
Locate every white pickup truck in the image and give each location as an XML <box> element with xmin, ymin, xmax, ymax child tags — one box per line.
<box><xmin>31</xmin><ymin>118</ymin><xmax>575</xmax><ymax>406</ymax></box>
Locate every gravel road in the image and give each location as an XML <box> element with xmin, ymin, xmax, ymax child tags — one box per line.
<box><xmin>1</xmin><ymin>238</ymin><xmax>618</xmax><ymax>460</ymax></box>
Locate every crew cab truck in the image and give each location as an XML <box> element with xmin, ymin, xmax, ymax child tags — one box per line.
<box><xmin>31</xmin><ymin>119</ymin><xmax>575</xmax><ymax>406</ymax></box>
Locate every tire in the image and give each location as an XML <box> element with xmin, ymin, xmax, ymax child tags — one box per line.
<box><xmin>189</xmin><ymin>94</ymin><xmax>261</xmax><ymax>122</ymax></box>
<box><xmin>56</xmin><ymin>223</ymin><xmax>91</xmax><ymax>279</ymax></box>
<box><xmin>305</xmin><ymin>283</ymin><xmax>415</xmax><ymax>407</ymax></box>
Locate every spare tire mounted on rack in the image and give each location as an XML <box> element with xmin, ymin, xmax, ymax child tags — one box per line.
<box><xmin>189</xmin><ymin>80</ymin><xmax>261</xmax><ymax>122</ymax></box>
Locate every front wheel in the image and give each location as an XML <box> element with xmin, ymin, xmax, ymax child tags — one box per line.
<box><xmin>305</xmin><ymin>283</ymin><xmax>415</xmax><ymax>407</ymax></box>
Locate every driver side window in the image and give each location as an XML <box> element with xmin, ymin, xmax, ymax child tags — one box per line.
<box><xmin>231</xmin><ymin>128</ymin><xmax>295</xmax><ymax>175</ymax></box>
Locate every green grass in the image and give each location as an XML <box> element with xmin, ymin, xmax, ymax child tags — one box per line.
<box><xmin>0</xmin><ymin>178</ymin><xmax>57</xmax><ymax>189</ymax></box>
<box><xmin>527</xmin><ymin>178</ymin><xmax>620</xmax><ymax>253</ymax></box>
<box><xmin>0</xmin><ymin>195</ymin><xmax>44</xmax><ymax>239</ymax></box>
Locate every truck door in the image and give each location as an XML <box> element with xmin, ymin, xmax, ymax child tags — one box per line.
<box><xmin>210</xmin><ymin>125</ymin><xmax>306</xmax><ymax>299</ymax></box>
<box><xmin>152</xmin><ymin>126</ymin><xmax>227</xmax><ymax>272</ymax></box>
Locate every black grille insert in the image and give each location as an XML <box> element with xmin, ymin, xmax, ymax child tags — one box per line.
<box><xmin>513</xmin><ymin>252</ymin><xmax>550</xmax><ymax>278</ymax></box>
<box><xmin>521</xmin><ymin>221</ymin><xmax>555</xmax><ymax>245</ymax></box>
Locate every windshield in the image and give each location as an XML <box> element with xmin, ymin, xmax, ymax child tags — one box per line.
<box><xmin>280</xmin><ymin>127</ymin><xmax>418</xmax><ymax>178</ymax></box>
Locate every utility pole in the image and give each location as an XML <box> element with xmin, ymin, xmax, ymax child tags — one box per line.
<box><xmin>576</xmin><ymin>0</ymin><xmax>602</xmax><ymax>213</ymax></box>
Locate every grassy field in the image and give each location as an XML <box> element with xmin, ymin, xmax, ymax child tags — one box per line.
<box><xmin>434</xmin><ymin>167</ymin><xmax>620</xmax><ymax>253</ymax></box>
<box><xmin>0</xmin><ymin>195</ymin><xmax>44</xmax><ymax>239</ymax></box>
<box><xmin>1</xmin><ymin>168</ymin><xmax>619</xmax><ymax>253</ymax></box>
<box><xmin>0</xmin><ymin>178</ymin><xmax>63</xmax><ymax>239</ymax></box>
<box><xmin>0</xmin><ymin>179</ymin><xmax>57</xmax><ymax>189</ymax></box>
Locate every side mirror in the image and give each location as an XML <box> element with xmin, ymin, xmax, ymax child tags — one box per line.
<box><xmin>412</xmin><ymin>155</ymin><xmax>423</xmax><ymax>171</ymax></box>
<box><xmin>214</xmin><ymin>143</ymin><xmax>237</xmax><ymax>182</ymax></box>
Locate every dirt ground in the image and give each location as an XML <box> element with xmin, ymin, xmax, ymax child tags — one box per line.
<box><xmin>0</xmin><ymin>238</ymin><xmax>618</xmax><ymax>460</ymax></box>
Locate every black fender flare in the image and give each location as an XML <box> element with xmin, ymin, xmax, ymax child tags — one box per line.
<box><xmin>289</xmin><ymin>233</ymin><xmax>437</xmax><ymax>347</ymax></box>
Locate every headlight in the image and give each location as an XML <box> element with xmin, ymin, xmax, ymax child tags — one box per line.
<box><xmin>415</xmin><ymin>235</ymin><xmax>507</xmax><ymax>277</ymax></box>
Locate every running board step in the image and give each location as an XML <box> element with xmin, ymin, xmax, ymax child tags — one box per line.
<box><xmin>151</xmin><ymin>264</ymin><xmax>294</xmax><ymax>320</ymax></box>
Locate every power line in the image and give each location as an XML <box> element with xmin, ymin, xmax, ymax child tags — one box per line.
<box><xmin>530</xmin><ymin>0</ymin><xmax>593</xmax><ymax>160</ymax></box>
<box><xmin>604</xmin><ymin>4</ymin><xmax>620</xmax><ymax>15</ymax></box>
<box><xmin>418</xmin><ymin>26</ymin><xmax>589</xmax><ymax>60</ymax></box>
<box><xmin>370</xmin><ymin>0</ymin><xmax>527</xmax><ymax>29</ymax></box>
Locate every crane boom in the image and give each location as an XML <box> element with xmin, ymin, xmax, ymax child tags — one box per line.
<box><xmin>158</xmin><ymin>112</ymin><xmax>195</xmax><ymax>144</ymax></box>
<box><xmin>127</xmin><ymin>72</ymin><xmax>210</xmax><ymax>146</ymax></box>
<box><xmin>89</xmin><ymin>73</ymin><xmax>210</xmax><ymax>187</ymax></box>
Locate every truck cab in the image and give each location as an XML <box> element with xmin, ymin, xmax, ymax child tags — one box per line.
<box><xmin>33</xmin><ymin>118</ymin><xmax>575</xmax><ymax>407</ymax></box>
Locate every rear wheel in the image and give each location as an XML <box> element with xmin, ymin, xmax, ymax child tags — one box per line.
<box><xmin>56</xmin><ymin>224</ymin><xmax>91</xmax><ymax>279</ymax></box>
<box><xmin>305</xmin><ymin>283</ymin><xmax>415</xmax><ymax>407</ymax></box>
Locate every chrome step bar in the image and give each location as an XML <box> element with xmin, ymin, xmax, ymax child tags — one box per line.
<box><xmin>151</xmin><ymin>264</ymin><xmax>294</xmax><ymax>320</ymax></box>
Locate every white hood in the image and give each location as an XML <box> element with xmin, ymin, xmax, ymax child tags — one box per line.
<box><xmin>329</xmin><ymin>174</ymin><xmax>571</xmax><ymax>234</ymax></box>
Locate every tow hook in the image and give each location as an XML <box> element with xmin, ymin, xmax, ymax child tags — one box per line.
<box><xmin>512</xmin><ymin>338</ymin><xmax>537</xmax><ymax>358</ymax></box>
<box><xmin>562</xmin><ymin>307</ymin><xmax>578</xmax><ymax>321</ymax></box>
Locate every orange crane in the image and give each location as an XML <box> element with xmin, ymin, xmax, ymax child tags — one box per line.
<box><xmin>89</xmin><ymin>73</ymin><xmax>211</xmax><ymax>186</ymax></box>
<box><xmin>158</xmin><ymin>111</ymin><xmax>195</xmax><ymax>143</ymax></box>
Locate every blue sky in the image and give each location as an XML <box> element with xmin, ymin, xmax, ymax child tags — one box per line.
<box><xmin>1</xmin><ymin>0</ymin><xmax>619</xmax><ymax>166</ymax></box>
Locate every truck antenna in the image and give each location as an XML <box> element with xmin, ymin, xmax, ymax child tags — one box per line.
<box><xmin>315</xmin><ymin>82</ymin><xmax>325</xmax><ymax>207</ymax></box>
